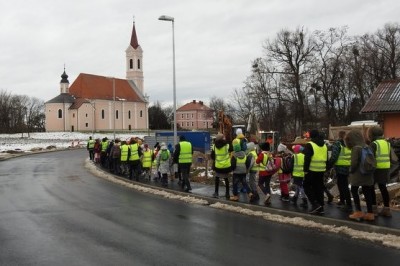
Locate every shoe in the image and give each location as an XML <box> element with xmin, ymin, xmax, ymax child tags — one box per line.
<box><xmin>248</xmin><ymin>192</ymin><xmax>253</xmax><ymax>200</ymax></box>
<box><xmin>264</xmin><ymin>194</ymin><xmax>271</xmax><ymax>205</ymax></box>
<box><xmin>212</xmin><ymin>192</ymin><xmax>219</xmax><ymax>198</ymax></box>
<box><xmin>349</xmin><ymin>211</ymin><xmax>364</xmax><ymax>221</ymax></box>
<box><xmin>184</xmin><ymin>188</ymin><xmax>192</xmax><ymax>193</ymax></box>
<box><xmin>379</xmin><ymin>207</ymin><xmax>392</xmax><ymax>217</ymax></box>
<box><xmin>229</xmin><ymin>195</ymin><xmax>239</xmax><ymax>201</ymax></box>
<box><xmin>281</xmin><ymin>196</ymin><xmax>290</xmax><ymax>202</ymax></box>
<box><xmin>363</xmin><ymin>212</ymin><xmax>375</xmax><ymax>221</ymax></box>
<box><xmin>309</xmin><ymin>205</ymin><xmax>322</xmax><ymax>214</ymax></box>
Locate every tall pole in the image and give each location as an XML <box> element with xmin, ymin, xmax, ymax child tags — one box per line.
<box><xmin>159</xmin><ymin>15</ymin><xmax>177</xmax><ymax>146</ymax></box>
<box><xmin>113</xmin><ymin>78</ymin><xmax>116</xmax><ymax>140</ymax></box>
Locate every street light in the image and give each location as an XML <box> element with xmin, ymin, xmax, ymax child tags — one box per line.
<box><xmin>107</xmin><ymin>77</ymin><xmax>116</xmax><ymax>140</ymax></box>
<box><xmin>158</xmin><ymin>15</ymin><xmax>177</xmax><ymax>146</ymax></box>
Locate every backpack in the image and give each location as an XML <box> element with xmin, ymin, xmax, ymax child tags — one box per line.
<box><xmin>281</xmin><ymin>155</ymin><xmax>293</xmax><ymax>174</ymax></box>
<box><xmin>160</xmin><ymin>150</ymin><xmax>169</xmax><ymax>161</ymax></box>
<box><xmin>359</xmin><ymin>146</ymin><xmax>376</xmax><ymax>175</ymax></box>
<box><xmin>264</xmin><ymin>154</ymin><xmax>277</xmax><ymax>172</ymax></box>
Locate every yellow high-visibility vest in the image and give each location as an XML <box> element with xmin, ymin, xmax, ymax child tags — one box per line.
<box><xmin>335</xmin><ymin>144</ymin><xmax>351</xmax><ymax>166</ymax></box>
<box><xmin>309</xmin><ymin>142</ymin><xmax>327</xmax><ymax>172</ymax></box>
<box><xmin>120</xmin><ymin>144</ymin><xmax>129</xmax><ymax>162</ymax></box>
<box><xmin>179</xmin><ymin>141</ymin><xmax>192</xmax><ymax>163</ymax></box>
<box><xmin>142</xmin><ymin>149</ymin><xmax>153</xmax><ymax>168</ymax></box>
<box><xmin>213</xmin><ymin>144</ymin><xmax>231</xmax><ymax>169</ymax></box>
<box><xmin>249</xmin><ymin>150</ymin><xmax>260</xmax><ymax>171</ymax></box>
<box><xmin>293</xmin><ymin>153</ymin><xmax>305</xmax><ymax>178</ymax></box>
<box><xmin>374</xmin><ymin>139</ymin><xmax>390</xmax><ymax>169</ymax></box>
<box><xmin>129</xmin><ymin>143</ymin><xmax>140</xmax><ymax>161</ymax></box>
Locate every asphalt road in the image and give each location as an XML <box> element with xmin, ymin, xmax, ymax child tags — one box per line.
<box><xmin>0</xmin><ymin>149</ymin><xmax>399</xmax><ymax>265</ymax></box>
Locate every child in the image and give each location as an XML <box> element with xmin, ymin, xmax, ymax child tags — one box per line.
<box><xmin>256</xmin><ymin>142</ymin><xmax>280</xmax><ymax>205</ymax></box>
<box><xmin>246</xmin><ymin>142</ymin><xmax>260</xmax><ymax>202</ymax></box>
<box><xmin>157</xmin><ymin>143</ymin><xmax>170</xmax><ymax>187</ymax></box>
<box><xmin>230</xmin><ymin>139</ymin><xmax>252</xmax><ymax>201</ymax></box>
<box><xmin>290</xmin><ymin>145</ymin><xmax>308</xmax><ymax>208</ymax></box>
<box><xmin>141</xmin><ymin>143</ymin><xmax>153</xmax><ymax>180</ymax></box>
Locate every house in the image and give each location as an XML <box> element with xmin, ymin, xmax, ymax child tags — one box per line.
<box><xmin>360</xmin><ymin>79</ymin><xmax>400</xmax><ymax>138</ymax></box>
<box><xmin>176</xmin><ymin>100</ymin><xmax>214</xmax><ymax>130</ymax></box>
<box><xmin>45</xmin><ymin>19</ymin><xmax>148</xmax><ymax>132</ymax></box>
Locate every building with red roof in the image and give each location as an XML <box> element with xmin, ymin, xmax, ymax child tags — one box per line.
<box><xmin>176</xmin><ymin>100</ymin><xmax>214</xmax><ymax>130</ymax></box>
<box><xmin>45</xmin><ymin>19</ymin><xmax>148</xmax><ymax>132</ymax></box>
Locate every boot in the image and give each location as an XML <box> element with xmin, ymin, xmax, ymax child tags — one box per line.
<box><xmin>379</xmin><ymin>207</ymin><xmax>392</xmax><ymax>217</ymax></box>
<box><xmin>229</xmin><ymin>195</ymin><xmax>239</xmax><ymax>201</ymax></box>
<box><xmin>372</xmin><ymin>205</ymin><xmax>378</xmax><ymax>217</ymax></box>
<box><xmin>264</xmin><ymin>194</ymin><xmax>271</xmax><ymax>205</ymax></box>
<box><xmin>363</xmin><ymin>212</ymin><xmax>375</xmax><ymax>221</ymax></box>
<box><xmin>224</xmin><ymin>178</ymin><xmax>230</xmax><ymax>199</ymax></box>
<box><xmin>326</xmin><ymin>192</ymin><xmax>334</xmax><ymax>204</ymax></box>
<box><xmin>349</xmin><ymin>211</ymin><xmax>364</xmax><ymax>221</ymax></box>
<box><xmin>247</xmin><ymin>192</ymin><xmax>254</xmax><ymax>201</ymax></box>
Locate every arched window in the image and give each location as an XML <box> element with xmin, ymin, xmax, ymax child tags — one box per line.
<box><xmin>116</xmin><ymin>110</ymin><xmax>119</xmax><ymax>119</ymax></box>
<box><xmin>129</xmin><ymin>59</ymin><xmax>133</xmax><ymax>69</ymax></box>
<box><xmin>128</xmin><ymin>110</ymin><xmax>131</xmax><ymax>119</ymax></box>
<box><xmin>140</xmin><ymin>110</ymin><xmax>143</xmax><ymax>117</ymax></box>
<box><xmin>58</xmin><ymin>109</ymin><xmax>62</xmax><ymax>118</ymax></box>
<box><xmin>137</xmin><ymin>59</ymin><xmax>141</xmax><ymax>69</ymax></box>
<box><xmin>101</xmin><ymin>109</ymin><xmax>105</xmax><ymax>119</ymax></box>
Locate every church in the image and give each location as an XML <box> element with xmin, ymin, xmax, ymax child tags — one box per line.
<box><xmin>45</xmin><ymin>20</ymin><xmax>148</xmax><ymax>132</ymax></box>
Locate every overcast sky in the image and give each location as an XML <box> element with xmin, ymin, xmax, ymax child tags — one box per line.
<box><xmin>1</xmin><ymin>0</ymin><xmax>399</xmax><ymax>107</ymax></box>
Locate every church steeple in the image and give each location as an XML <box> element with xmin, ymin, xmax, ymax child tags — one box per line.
<box><xmin>126</xmin><ymin>17</ymin><xmax>144</xmax><ymax>94</ymax></box>
<box><xmin>60</xmin><ymin>66</ymin><xmax>70</xmax><ymax>94</ymax></box>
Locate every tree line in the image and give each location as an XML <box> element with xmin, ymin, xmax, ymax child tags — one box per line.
<box><xmin>227</xmin><ymin>23</ymin><xmax>400</xmax><ymax>139</ymax></box>
<box><xmin>0</xmin><ymin>90</ymin><xmax>45</xmax><ymax>134</ymax></box>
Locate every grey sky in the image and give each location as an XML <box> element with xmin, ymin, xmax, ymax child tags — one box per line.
<box><xmin>1</xmin><ymin>0</ymin><xmax>399</xmax><ymax>107</ymax></box>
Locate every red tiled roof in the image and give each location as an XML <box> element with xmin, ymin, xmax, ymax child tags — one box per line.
<box><xmin>177</xmin><ymin>100</ymin><xmax>212</xmax><ymax>111</ymax></box>
<box><xmin>69</xmin><ymin>98</ymin><xmax>89</xmax><ymax>109</ymax></box>
<box><xmin>69</xmin><ymin>73</ymin><xmax>144</xmax><ymax>102</ymax></box>
<box><xmin>361</xmin><ymin>79</ymin><xmax>400</xmax><ymax>113</ymax></box>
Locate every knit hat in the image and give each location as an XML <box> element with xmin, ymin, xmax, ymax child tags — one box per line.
<box><xmin>246</xmin><ymin>142</ymin><xmax>255</xmax><ymax>151</ymax></box>
<box><xmin>260</xmin><ymin>142</ymin><xmax>270</xmax><ymax>151</ymax></box>
<box><xmin>236</xmin><ymin>128</ymin><xmax>243</xmax><ymax>135</ymax></box>
<box><xmin>309</xmin><ymin>129</ymin><xmax>320</xmax><ymax>139</ymax></box>
<box><xmin>292</xmin><ymin>145</ymin><xmax>303</xmax><ymax>154</ymax></box>
<box><xmin>215</xmin><ymin>133</ymin><xmax>224</xmax><ymax>141</ymax></box>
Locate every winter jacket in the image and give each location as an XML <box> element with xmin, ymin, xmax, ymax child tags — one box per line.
<box><xmin>157</xmin><ymin>148</ymin><xmax>170</xmax><ymax>175</ymax></box>
<box><xmin>345</xmin><ymin>129</ymin><xmax>374</xmax><ymax>186</ymax></box>
<box><xmin>328</xmin><ymin>139</ymin><xmax>350</xmax><ymax>176</ymax></box>
<box><xmin>230</xmin><ymin>151</ymin><xmax>251</xmax><ymax>174</ymax></box>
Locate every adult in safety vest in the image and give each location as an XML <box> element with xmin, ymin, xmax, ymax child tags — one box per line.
<box><xmin>368</xmin><ymin>126</ymin><xmax>396</xmax><ymax>217</ymax></box>
<box><xmin>120</xmin><ymin>140</ymin><xmax>130</xmax><ymax>176</ymax></box>
<box><xmin>87</xmin><ymin>136</ymin><xmax>95</xmax><ymax>161</ymax></box>
<box><xmin>100</xmin><ymin>137</ymin><xmax>109</xmax><ymax>167</ymax></box>
<box><xmin>303</xmin><ymin>129</ymin><xmax>328</xmax><ymax>215</ymax></box>
<box><xmin>128</xmin><ymin>137</ymin><xmax>143</xmax><ymax>181</ymax></box>
<box><xmin>210</xmin><ymin>133</ymin><xmax>232</xmax><ymax>199</ymax></box>
<box><xmin>327</xmin><ymin>130</ymin><xmax>352</xmax><ymax>211</ymax></box>
<box><xmin>173</xmin><ymin>135</ymin><xmax>193</xmax><ymax>192</ymax></box>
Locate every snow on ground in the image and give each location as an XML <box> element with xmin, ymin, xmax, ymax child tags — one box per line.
<box><xmin>0</xmin><ymin>132</ymin><xmax>146</xmax><ymax>152</ymax></box>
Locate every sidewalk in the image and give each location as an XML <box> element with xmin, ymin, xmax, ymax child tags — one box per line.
<box><xmin>103</xmin><ymin>168</ymin><xmax>400</xmax><ymax>237</ymax></box>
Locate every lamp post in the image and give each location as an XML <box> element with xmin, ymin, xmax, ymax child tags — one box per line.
<box><xmin>113</xmin><ymin>77</ymin><xmax>116</xmax><ymax>141</ymax></box>
<box><xmin>158</xmin><ymin>15</ymin><xmax>177</xmax><ymax>146</ymax></box>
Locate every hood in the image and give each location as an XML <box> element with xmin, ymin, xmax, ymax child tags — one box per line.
<box><xmin>345</xmin><ymin>129</ymin><xmax>365</xmax><ymax>149</ymax></box>
<box><xmin>367</xmin><ymin>126</ymin><xmax>383</xmax><ymax>141</ymax></box>
<box><xmin>311</xmin><ymin>136</ymin><xmax>325</xmax><ymax>146</ymax></box>
<box><xmin>234</xmin><ymin>150</ymin><xmax>246</xmax><ymax>159</ymax></box>
<box><xmin>214</xmin><ymin>138</ymin><xmax>228</xmax><ymax>149</ymax></box>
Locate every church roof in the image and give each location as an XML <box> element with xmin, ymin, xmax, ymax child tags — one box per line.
<box><xmin>130</xmin><ymin>21</ymin><xmax>139</xmax><ymax>49</ymax></box>
<box><xmin>177</xmin><ymin>100</ymin><xmax>212</xmax><ymax>111</ymax></box>
<box><xmin>69</xmin><ymin>73</ymin><xmax>145</xmax><ymax>102</ymax></box>
<box><xmin>69</xmin><ymin>97</ymin><xmax>89</xmax><ymax>109</ymax></box>
<box><xmin>46</xmin><ymin>93</ymin><xmax>75</xmax><ymax>104</ymax></box>
<box><xmin>361</xmin><ymin>79</ymin><xmax>400</xmax><ymax>113</ymax></box>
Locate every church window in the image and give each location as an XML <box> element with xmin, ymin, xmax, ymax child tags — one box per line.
<box><xmin>137</xmin><ymin>59</ymin><xmax>141</xmax><ymax>69</ymax></box>
<box><xmin>116</xmin><ymin>110</ymin><xmax>119</xmax><ymax>119</ymax></box>
<box><xmin>128</xmin><ymin>110</ymin><xmax>131</xmax><ymax>119</ymax></box>
<box><xmin>140</xmin><ymin>110</ymin><xmax>143</xmax><ymax>117</ymax></box>
<box><xmin>85</xmin><ymin>123</ymin><xmax>88</xmax><ymax>127</ymax></box>
<box><xmin>58</xmin><ymin>109</ymin><xmax>62</xmax><ymax>118</ymax></box>
<box><xmin>101</xmin><ymin>110</ymin><xmax>105</xmax><ymax>119</ymax></box>
<box><xmin>85</xmin><ymin>113</ymin><xmax>88</xmax><ymax>117</ymax></box>
<box><xmin>72</xmin><ymin>113</ymin><xmax>75</xmax><ymax>118</ymax></box>
<box><xmin>130</xmin><ymin>59</ymin><xmax>133</xmax><ymax>69</ymax></box>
